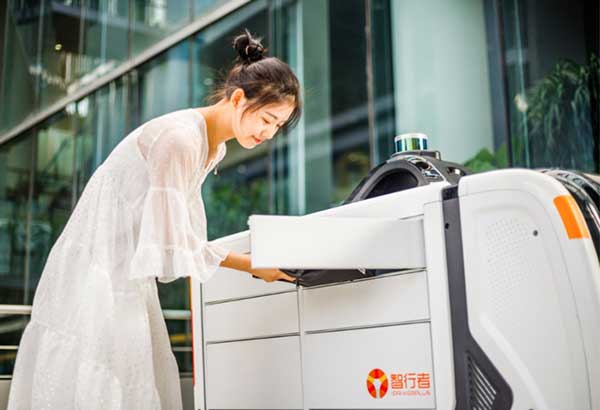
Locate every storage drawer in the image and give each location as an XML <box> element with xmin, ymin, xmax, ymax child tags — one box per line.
<box><xmin>205</xmin><ymin>336</ymin><xmax>303</xmax><ymax>409</ymax></box>
<box><xmin>249</xmin><ymin>215</ymin><xmax>426</xmax><ymax>269</ymax></box>
<box><xmin>303</xmin><ymin>323</ymin><xmax>435</xmax><ymax>408</ymax></box>
<box><xmin>203</xmin><ymin>266</ymin><xmax>296</xmax><ymax>303</ymax></box>
<box><xmin>204</xmin><ymin>292</ymin><xmax>299</xmax><ymax>342</ymax></box>
<box><xmin>302</xmin><ymin>270</ymin><xmax>429</xmax><ymax>332</ymax></box>
<box><xmin>203</xmin><ymin>232</ymin><xmax>296</xmax><ymax>303</ymax></box>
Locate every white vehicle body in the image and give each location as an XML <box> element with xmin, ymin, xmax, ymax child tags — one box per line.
<box><xmin>191</xmin><ymin>168</ymin><xmax>600</xmax><ymax>410</ymax></box>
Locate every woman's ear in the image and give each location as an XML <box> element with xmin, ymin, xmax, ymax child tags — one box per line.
<box><xmin>230</xmin><ymin>88</ymin><xmax>246</xmax><ymax>108</ymax></box>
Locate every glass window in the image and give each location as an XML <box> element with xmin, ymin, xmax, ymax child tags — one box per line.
<box><xmin>134</xmin><ymin>41</ymin><xmax>191</xmax><ymax>124</ymax></box>
<box><xmin>0</xmin><ymin>349</ymin><xmax>18</xmax><ymax>376</ymax></box>
<box><xmin>0</xmin><ymin>310</ymin><xmax>24</xmax><ymax>376</ymax></box>
<box><xmin>328</xmin><ymin>0</ymin><xmax>371</xmax><ymax>205</ymax></box>
<box><xmin>1</xmin><ymin>1</ymin><xmax>42</xmax><ymax>133</ymax></box>
<box><xmin>37</xmin><ymin>0</ymin><xmax>128</xmax><ymax>107</ymax></box>
<box><xmin>0</xmin><ymin>313</ymin><xmax>29</xmax><ymax>347</ymax></box>
<box><xmin>371</xmin><ymin>0</ymin><xmax>397</xmax><ymax>164</ymax></box>
<box><xmin>0</xmin><ymin>2</ymin><xmax>5</xmax><ymax>81</ymax></box>
<box><xmin>0</xmin><ymin>1</ymin><xmax>130</xmax><ymax>134</ymax></box>
<box><xmin>28</xmin><ymin>112</ymin><xmax>76</xmax><ymax>305</ymax></box>
<box><xmin>192</xmin><ymin>0</ymin><xmax>270</xmax><ymax>238</ymax></box>
<box><xmin>166</xmin><ymin>317</ymin><xmax>193</xmax><ymax>375</ymax></box>
<box><xmin>298</xmin><ymin>0</ymin><xmax>332</xmax><ymax>213</ymax></box>
<box><xmin>173</xmin><ymin>349</ymin><xmax>193</xmax><ymax>375</ymax></box>
<box><xmin>37</xmin><ymin>1</ymin><xmax>85</xmax><ymax>108</ymax></box>
<box><xmin>299</xmin><ymin>0</ymin><xmax>388</xmax><ymax>212</ymax></box>
<box><xmin>0</xmin><ymin>135</ymin><xmax>33</xmax><ymax>305</ymax></box>
<box><xmin>389</xmin><ymin>0</ymin><xmax>503</xmax><ymax>173</ymax></box>
<box><xmin>130</xmin><ymin>0</ymin><xmax>192</xmax><ymax>55</ymax></box>
<box><xmin>73</xmin><ymin>79</ymin><xmax>128</xmax><ymax>196</ymax></box>
<box><xmin>194</xmin><ymin>0</ymin><xmax>229</xmax><ymax>19</ymax></box>
<box><xmin>270</xmin><ymin>0</ymin><xmax>301</xmax><ymax>215</ymax></box>
<box><xmin>79</xmin><ymin>0</ymin><xmax>130</xmax><ymax>87</ymax></box>
<box><xmin>72</xmin><ymin>96</ymin><xmax>100</xmax><ymax>197</ymax></box>
<box><xmin>501</xmin><ymin>0</ymin><xmax>599</xmax><ymax>172</ymax></box>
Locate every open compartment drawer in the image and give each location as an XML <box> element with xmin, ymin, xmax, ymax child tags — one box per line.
<box><xmin>248</xmin><ymin>215</ymin><xmax>426</xmax><ymax>270</ymax></box>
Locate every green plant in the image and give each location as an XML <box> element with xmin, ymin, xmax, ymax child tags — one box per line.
<box><xmin>519</xmin><ymin>54</ymin><xmax>599</xmax><ymax>171</ymax></box>
<box><xmin>463</xmin><ymin>144</ymin><xmax>506</xmax><ymax>173</ymax></box>
<box><xmin>204</xmin><ymin>174</ymin><xmax>270</xmax><ymax>240</ymax></box>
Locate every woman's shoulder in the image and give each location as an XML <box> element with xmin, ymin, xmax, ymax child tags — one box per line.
<box><xmin>138</xmin><ymin>109</ymin><xmax>205</xmax><ymax>159</ymax></box>
<box><xmin>145</xmin><ymin>108</ymin><xmax>202</xmax><ymax>132</ymax></box>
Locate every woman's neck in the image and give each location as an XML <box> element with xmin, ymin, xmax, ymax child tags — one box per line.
<box><xmin>196</xmin><ymin>100</ymin><xmax>235</xmax><ymax>156</ymax></box>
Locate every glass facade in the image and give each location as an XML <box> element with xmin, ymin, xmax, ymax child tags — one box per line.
<box><xmin>390</xmin><ymin>0</ymin><xmax>509</xmax><ymax>175</ymax></box>
<box><xmin>501</xmin><ymin>0</ymin><xmax>599</xmax><ymax>171</ymax></box>
<box><xmin>0</xmin><ymin>0</ymin><xmax>226</xmax><ymax>134</ymax></box>
<box><xmin>0</xmin><ymin>0</ymin><xmax>598</xmax><ymax>394</ymax></box>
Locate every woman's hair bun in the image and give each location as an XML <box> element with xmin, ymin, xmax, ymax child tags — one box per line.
<box><xmin>233</xmin><ymin>28</ymin><xmax>267</xmax><ymax>64</ymax></box>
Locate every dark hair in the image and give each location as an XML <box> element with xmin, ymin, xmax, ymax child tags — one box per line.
<box><xmin>208</xmin><ymin>29</ymin><xmax>302</xmax><ymax>132</ymax></box>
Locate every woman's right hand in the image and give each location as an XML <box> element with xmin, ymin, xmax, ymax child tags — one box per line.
<box><xmin>252</xmin><ymin>268</ymin><xmax>296</xmax><ymax>283</ymax></box>
<box><xmin>219</xmin><ymin>252</ymin><xmax>296</xmax><ymax>283</ymax></box>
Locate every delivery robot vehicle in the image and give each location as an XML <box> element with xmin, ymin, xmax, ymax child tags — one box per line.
<box><xmin>190</xmin><ymin>147</ymin><xmax>600</xmax><ymax>410</ymax></box>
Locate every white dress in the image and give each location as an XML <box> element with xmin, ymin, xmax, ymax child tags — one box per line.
<box><xmin>7</xmin><ymin>108</ymin><xmax>230</xmax><ymax>410</ymax></box>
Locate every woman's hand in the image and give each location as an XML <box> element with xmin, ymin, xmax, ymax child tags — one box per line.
<box><xmin>219</xmin><ymin>252</ymin><xmax>296</xmax><ymax>283</ymax></box>
<box><xmin>252</xmin><ymin>268</ymin><xmax>296</xmax><ymax>283</ymax></box>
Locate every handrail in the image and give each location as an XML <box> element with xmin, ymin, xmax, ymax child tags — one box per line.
<box><xmin>0</xmin><ymin>305</ymin><xmax>190</xmax><ymax>320</ymax></box>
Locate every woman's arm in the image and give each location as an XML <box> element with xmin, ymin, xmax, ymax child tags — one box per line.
<box><xmin>220</xmin><ymin>251</ymin><xmax>296</xmax><ymax>283</ymax></box>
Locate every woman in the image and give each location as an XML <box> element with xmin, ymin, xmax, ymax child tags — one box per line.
<box><xmin>7</xmin><ymin>29</ymin><xmax>301</xmax><ymax>410</ymax></box>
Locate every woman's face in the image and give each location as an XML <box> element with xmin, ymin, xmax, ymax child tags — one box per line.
<box><xmin>231</xmin><ymin>89</ymin><xmax>295</xmax><ymax>149</ymax></box>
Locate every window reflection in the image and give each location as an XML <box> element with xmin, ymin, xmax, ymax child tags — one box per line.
<box><xmin>79</xmin><ymin>0</ymin><xmax>130</xmax><ymax>87</ymax></box>
<box><xmin>173</xmin><ymin>350</ymin><xmax>193</xmax><ymax>375</ymax></box>
<box><xmin>37</xmin><ymin>1</ymin><xmax>127</xmax><ymax>109</ymax></box>
<box><xmin>194</xmin><ymin>0</ymin><xmax>230</xmax><ymax>18</ymax></box>
<box><xmin>167</xmin><ymin>318</ymin><xmax>193</xmax><ymax>374</ymax></box>
<box><xmin>73</xmin><ymin>79</ymin><xmax>128</xmax><ymax>196</ymax></box>
<box><xmin>135</xmin><ymin>42</ymin><xmax>191</xmax><ymax>124</ymax></box>
<box><xmin>0</xmin><ymin>136</ymin><xmax>33</xmax><ymax>305</ymax></box>
<box><xmin>371</xmin><ymin>0</ymin><xmax>397</xmax><ymax>164</ymax></box>
<box><xmin>0</xmin><ymin>313</ymin><xmax>29</xmax><ymax>376</ymax></box>
<box><xmin>1</xmin><ymin>1</ymin><xmax>42</xmax><ymax>132</ymax></box>
<box><xmin>28</xmin><ymin>112</ymin><xmax>75</xmax><ymax>304</ymax></box>
<box><xmin>192</xmin><ymin>2</ymin><xmax>270</xmax><ymax>238</ymax></box>
<box><xmin>390</xmin><ymin>0</ymin><xmax>502</xmax><ymax>173</ymax></box>
<box><xmin>73</xmin><ymin>97</ymin><xmax>100</xmax><ymax>197</ymax></box>
<box><xmin>329</xmin><ymin>0</ymin><xmax>371</xmax><ymax>204</ymax></box>
<box><xmin>0</xmin><ymin>0</ymin><xmax>223</xmax><ymax>133</ymax></box>
<box><xmin>502</xmin><ymin>0</ymin><xmax>599</xmax><ymax>171</ymax></box>
<box><xmin>0</xmin><ymin>314</ymin><xmax>29</xmax><ymax>346</ymax></box>
<box><xmin>0</xmin><ymin>350</ymin><xmax>17</xmax><ymax>376</ymax></box>
<box><xmin>204</xmin><ymin>152</ymin><xmax>271</xmax><ymax>239</ymax></box>
<box><xmin>131</xmin><ymin>0</ymin><xmax>191</xmax><ymax>54</ymax></box>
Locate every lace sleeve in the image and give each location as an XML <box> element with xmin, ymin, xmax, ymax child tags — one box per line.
<box><xmin>128</xmin><ymin>122</ymin><xmax>229</xmax><ymax>283</ymax></box>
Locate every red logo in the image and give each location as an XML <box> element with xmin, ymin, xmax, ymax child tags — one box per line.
<box><xmin>366</xmin><ymin>368</ymin><xmax>389</xmax><ymax>398</ymax></box>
